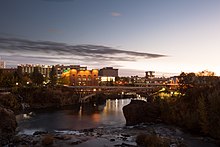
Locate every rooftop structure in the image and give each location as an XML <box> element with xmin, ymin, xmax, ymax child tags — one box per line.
<box><xmin>99</xmin><ymin>67</ymin><xmax>118</xmax><ymax>77</ymax></box>
<box><xmin>145</xmin><ymin>71</ymin><xmax>155</xmax><ymax>79</ymax></box>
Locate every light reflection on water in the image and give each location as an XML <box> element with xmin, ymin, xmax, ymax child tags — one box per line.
<box><xmin>16</xmin><ymin>99</ymin><xmax>131</xmax><ymax>134</ymax></box>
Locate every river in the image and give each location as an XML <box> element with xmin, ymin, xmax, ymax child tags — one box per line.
<box><xmin>16</xmin><ymin>98</ymin><xmax>218</xmax><ymax>147</ymax></box>
<box><xmin>16</xmin><ymin>99</ymin><xmax>131</xmax><ymax>134</ymax></box>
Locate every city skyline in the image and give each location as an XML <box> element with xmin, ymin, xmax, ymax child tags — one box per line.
<box><xmin>0</xmin><ymin>0</ymin><xmax>220</xmax><ymax>76</ymax></box>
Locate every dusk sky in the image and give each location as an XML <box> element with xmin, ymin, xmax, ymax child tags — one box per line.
<box><xmin>0</xmin><ymin>0</ymin><xmax>220</xmax><ymax>76</ymax></box>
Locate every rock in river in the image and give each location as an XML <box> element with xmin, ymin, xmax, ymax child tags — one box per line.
<box><xmin>123</xmin><ymin>100</ymin><xmax>160</xmax><ymax>126</ymax></box>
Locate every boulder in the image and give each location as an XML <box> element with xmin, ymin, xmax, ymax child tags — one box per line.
<box><xmin>123</xmin><ymin>100</ymin><xmax>160</xmax><ymax>126</ymax></box>
<box><xmin>42</xmin><ymin>134</ymin><xmax>54</xmax><ymax>146</ymax></box>
<box><xmin>0</xmin><ymin>106</ymin><xmax>17</xmax><ymax>145</ymax></box>
<box><xmin>136</xmin><ymin>133</ymin><xmax>170</xmax><ymax>146</ymax></box>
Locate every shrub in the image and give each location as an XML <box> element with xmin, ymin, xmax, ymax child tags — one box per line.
<box><xmin>136</xmin><ymin>134</ymin><xmax>170</xmax><ymax>147</ymax></box>
<box><xmin>0</xmin><ymin>94</ymin><xmax>21</xmax><ymax>111</ymax></box>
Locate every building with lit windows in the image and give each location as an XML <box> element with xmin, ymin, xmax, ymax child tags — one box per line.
<box><xmin>129</xmin><ymin>75</ymin><xmax>146</xmax><ymax>86</ymax></box>
<box><xmin>145</xmin><ymin>71</ymin><xmax>155</xmax><ymax>79</ymax></box>
<box><xmin>17</xmin><ymin>64</ymin><xmax>52</xmax><ymax>78</ymax></box>
<box><xmin>62</xmin><ymin>69</ymin><xmax>99</xmax><ymax>86</ymax></box>
<box><xmin>55</xmin><ymin>65</ymin><xmax>87</xmax><ymax>78</ymax></box>
<box><xmin>99</xmin><ymin>67</ymin><xmax>118</xmax><ymax>85</ymax></box>
<box><xmin>17</xmin><ymin>64</ymin><xmax>89</xmax><ymax>81</ymax></box>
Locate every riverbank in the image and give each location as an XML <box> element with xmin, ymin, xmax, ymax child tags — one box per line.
<box><xmin>1</xmin><ymin>98</ymin><xmax>219</xmax><ymax>147</ymax></box>
<box><xmin>11</xmin><ymin>123</ymin><xmax>218</xmax><ymax>147</ymax></box>
<box><xmin>0</xmin><ymin>86</ymin><xmax>110</xmax><ymax>113</ymax></box>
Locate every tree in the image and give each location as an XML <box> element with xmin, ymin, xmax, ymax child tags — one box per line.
<box><xmin>178</xmin><ymin>72</ymin><xmax>196</xmax><ymax>93</ymax></box>
<box><xmin>30</xmin><ymin>67</ymin><xmax>44</xmax><ymax>86</ymax></box>
<box><xmin>198</xmin><ymin>94</ymin><xmax>209</xmax><ymax>134</ymax></box>
<box><xmin>21</xmin><ymin>73</ymin><xmax>31</xmax><ymax>85</ymax></box>
<box><xmin>197</xmin><ymin>70</ymin><xmax>215</xmax><ymax>76</ymax></box>
<box><xmin>49</xmin><ymin>66</ymin><xmax>57</xmax><ymax>86</ymax></box>
<box><xmin>0</xmin><ymin>71</ymin><xmax>16</xmax><ymax>88</ymax></box>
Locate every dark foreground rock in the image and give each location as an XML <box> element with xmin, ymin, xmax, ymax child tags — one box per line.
<box><xmin>7</xmin><ymin>124</ymin><xmax>219</xmax><ymax>147</ymax></box>
<box><xmin>0</xmin><ymin>106</ymin><xmax>17</xmax><ymax>146</ymax></box>
<box><xmin>123</xmin><ymin>100</ymin><xmax>161</xmax><ymax>126</ymax></box>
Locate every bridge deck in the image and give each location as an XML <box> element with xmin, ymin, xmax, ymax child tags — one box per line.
<box><xmin>65</xmin><ymin>84</ymin><xmax>178</xmax><ymax>90</ymax></box>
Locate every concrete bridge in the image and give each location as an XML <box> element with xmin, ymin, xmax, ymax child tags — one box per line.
<box><xmin>65</xmin><ymin>84</ymin><xmax>178</xmax><ymax>103</ymax></box>
<box><xmin>79</xmin><ymin>93</ymin><xmax>96</xmax><ymax>103</ymax></box>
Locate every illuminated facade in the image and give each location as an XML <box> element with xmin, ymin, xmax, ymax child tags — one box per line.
<box><xmin>55</xmin><ymin>65</ymin><xmax>87</xmax><ymax>78</ymax></box>
<box><xmin>62</xmin><ymin>69</ymin><xmax>99</xmax><ymax>86</ymax></box>
<box><xmin>99</xmin><ymin>67</ymin><xmax>118</xmax><ymax>85</ymax></box>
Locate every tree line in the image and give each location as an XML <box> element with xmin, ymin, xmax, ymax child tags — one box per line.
<box><xmin>156</xmin><ymin>71</ymin><xmax>220</xmax><ymax>139</ymax></box>
<box><xmin>0</xmin><ymin>66</ymin><xmax>57</xmax><ymax>88</ymax></box>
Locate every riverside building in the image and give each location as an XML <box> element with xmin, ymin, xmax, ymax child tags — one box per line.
<box><xmin>55</xmin><ymin>65</ymin><xmax>87</xmax><ymax>78</ymax></box>
<box><xmin>61</xmin><ymin>69</ymin><xmax>99</xmax><ymax>86</ymax></box>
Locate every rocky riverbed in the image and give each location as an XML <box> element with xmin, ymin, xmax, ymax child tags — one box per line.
<box><xmin>7</xmin><ymin>123</ymin><xmax>218</xmax><ymax>147</ymax></box>
<box><xmin>1</xmin><ymin>98</ymin><xmax>219</xmax><ymax>147</ymax></box>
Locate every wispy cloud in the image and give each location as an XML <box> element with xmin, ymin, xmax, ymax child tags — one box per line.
<box><xmin>0</xmin><ymin>37</ymin><xmax>166</xmax><ymax>68</ymax></box>
<box><xmin>111</xmin><ymin>12</ymin><xmax>122</xmax><ymax>17</ymax></box>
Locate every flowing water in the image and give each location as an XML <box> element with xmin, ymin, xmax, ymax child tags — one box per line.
<box><xmin>16</xmin><ymin>99</ymin><xmax>131</xmax><ymax>134</ymax></box>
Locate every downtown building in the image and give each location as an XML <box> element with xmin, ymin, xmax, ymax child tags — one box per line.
<box><xmin>17</xmin><ymin>64</ymin><xmax>87</xmax><ymax>78</ymax></box>
<box><xmin>55</xmin><ymin>64</ymin><xmax>99</xmax><ymax>86</ymax></box>
<box><xmin>17</xmin><ymin>64</ymin><xmax>52</xmax><ymax>78</ymax></box>
<box><xmin>55</xmin><ymin>65</ymin><xmax>87</xmax><ymax>78</ymax></box>
<box><xmin>61</xmin><ymin>69</ymin><xmax>99</xmax><ymax>86</ymax></box>
<box><xmin>98</xmin><ymin>67</ymin><xmax>118</xmax><ymax>85</ymax></box>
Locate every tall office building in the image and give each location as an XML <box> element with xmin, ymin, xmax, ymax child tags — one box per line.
<box><xmin>17</xmin><ymin>64</ymin><xmax>52</xmax><ymax>78</ymax></box>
